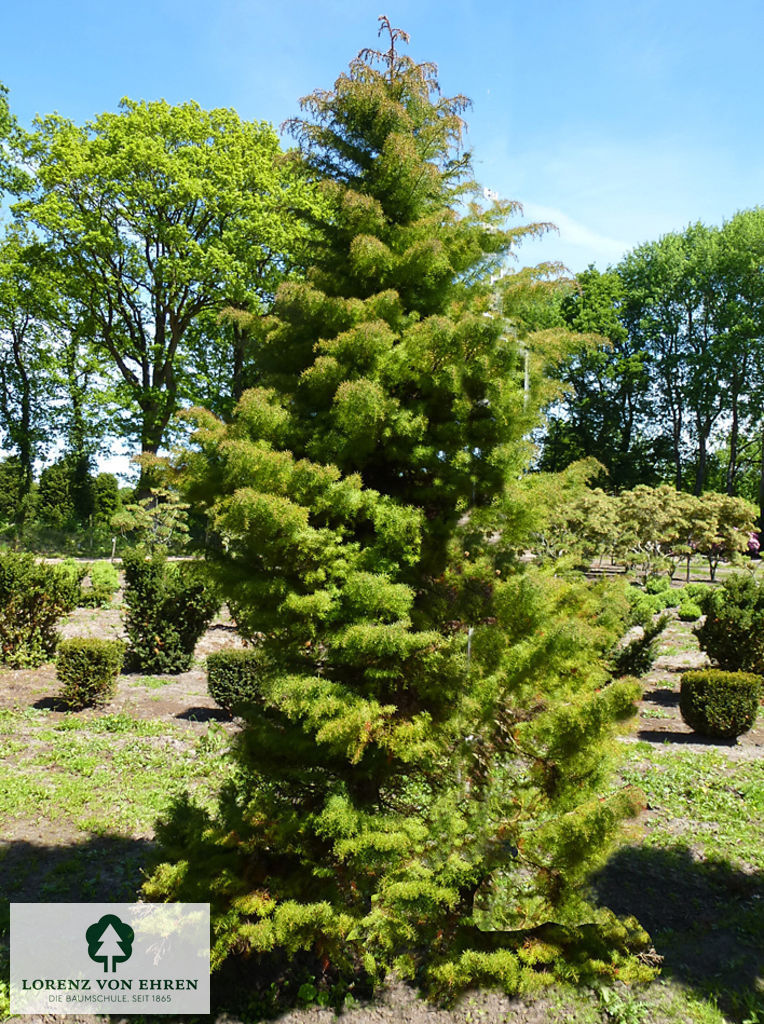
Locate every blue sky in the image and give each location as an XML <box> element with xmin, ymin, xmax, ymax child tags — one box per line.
<box><xmin>3</xmin><ymin>0</ymin><xmax>763</xmax><ymax>275</ymax></box>
<box><xmin>2</xmin><ymin>0</ymin><xmax>762</xmax><ymax>476</ymax></box>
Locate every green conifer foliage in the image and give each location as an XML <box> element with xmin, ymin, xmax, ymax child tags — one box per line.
<box><xmin>145</xmin><ymin>21</ymin><xmax>649</xmax><ymax>999</ymax></box>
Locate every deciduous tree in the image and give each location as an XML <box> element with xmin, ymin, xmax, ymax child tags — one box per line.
<box><xmin>16</xmin><ymin>99</ymin><xmax>316</xmax><ymax>490</ymax></box>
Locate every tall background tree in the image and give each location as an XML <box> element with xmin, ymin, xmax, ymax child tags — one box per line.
<box><xmin>541</xmin><ymin>267</ymin><xmax>657</xmax><ymax>487</ymax></box>
<box><xmin>145</xmin><ymin>21</ymin><xmax>648</xmax><ymax>1000</ymax></box>
<box><xmin>0</xmin><ymin>227</ymin><xmax>59</xmax><ymax>531</ymax></box>
<box><xmin>539</xmin><ymin>210</ymin><xmax>764</xmax><ymax>522</ymax></box>
<box><xmin>15</xmin><ymin>99</ymin><xmax>317</xmax><ymax>490</ymax></box>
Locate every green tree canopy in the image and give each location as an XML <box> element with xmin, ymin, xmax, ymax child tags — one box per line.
<box><xmin>0</xmin><ymin>226</ymin><xmax>59</xmax><ymax>521</ymax></box>
<box><xmin>15</xmin><ymin>98</ymin><xmax>317</xmax><ymax>489</ymax></box>
<box><xmin>542</xmin><ymin>267</ymin><xmax>658</xmax><ymax>487</ymax></box>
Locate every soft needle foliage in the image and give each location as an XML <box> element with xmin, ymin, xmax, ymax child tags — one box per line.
<box><xmin>145</xmin><ymin>22</ymin><xmax>649</xmax><ymax>1000</ymax></box>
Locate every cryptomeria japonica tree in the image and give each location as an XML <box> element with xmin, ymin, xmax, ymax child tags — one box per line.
<box><xmin>145</xmin><ymin>20</ymin><xmax>651</xmax><ymax>1000</ymax></box>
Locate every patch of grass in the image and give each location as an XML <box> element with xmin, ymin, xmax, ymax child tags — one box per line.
<box><xmin>0</xmin><ymin>708</ymin><xmax>233</xmax><ymax>839</ymax></box>
<box><xmin>619</xmin><ymin>744</ymin><xmax>763</xmax><ymax>870</ymax></box>
<box><xmin>88</xmin><ymin>711</ymin><xmax>166</xmax><ymax>734</ymax></box>
<box><xmin>129</xmin><ymin>674</ymin><xmax>175</xmax><ymax>689</ymax></box>
<box><xmin>641</xmin><ymin>708</ymin><xmax>672</xmax><ymax>720</ymax></box>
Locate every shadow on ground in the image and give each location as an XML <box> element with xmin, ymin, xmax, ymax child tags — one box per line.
<box><xmin>0</xmin><ymin>832</ymin><xmax>370</xmax><ymax>1023</ymax></box>
<box><xmin>176</xmin><ymin>706</ymin><xmax>231</xmax><ymax>722</ymax></box>
<box><xmin>593</xmin><ymin>843</ymin><xmax>763</xmax><ymax>1020</ymax></box>
<box><xmin>635</xmin><ymin>729</ymin><xmax>737</xmax><ymax>746</ymax></box>
<box><xmin>0</xmin><ymin>833</ymin><xmax>154</xmax><ymax>907</ymax></box>
<box><xmin>642</xmin><ymin>688</ymin><xmax>680</xmax><ymax>707</ymax></box>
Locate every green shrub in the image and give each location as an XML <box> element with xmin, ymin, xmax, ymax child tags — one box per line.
<box><xmin>207</xmin><ymin>648</ymin><xmax>263</xmax><ymax>712</ymax></box>
<box><xmin>57</xmin><ymin>637</ymin><xmax>125</xmax><ymax>709</ymax></box>
<box><xmin>679</xmin><ymin>669</ymin><xmax>762</xmax><ymax>739</ymax></box>
<box><xmin>683</xmin><ymin>582</ymin><xmax>712</xmax><ymax>601</ymax></box>
<box><xmin>122</xmin><ymin>553</ymin><xmax>218</xmax><ymax>673</ymax></box>
<box><xmin>613</xmin><ymin>612</ymin><xmax>670</xmax><ymax>677</ymax></box>
<box><xmin>677</xmin><ymin>598</ymin><xmax>702</xmax><ymax>621</ymax></box>
<box><xmin>695</xmin><ymin>573</ymin><xmax>764</xmax><ymax>673</ymax></box>
<box><xmin>79</xmin><ymin>561</ymin><xmax>120</xmax><ymax>607</ymax></box>
<box><xmin>645</xmin><ymin>575</ymin><xmax>671</xmax><ymax>594</ymax></box>
<box><xmin>52</xmin><ymin>558</ymin><xmax>86</xmax><ymax>612</ymax></box>
<box><xmin>0</xmin><ymin>552</ymin><xmax>71</xmax><ymax>666</ymax></box>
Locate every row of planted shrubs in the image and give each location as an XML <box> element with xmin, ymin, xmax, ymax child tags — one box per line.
<box><xmin>53</xmin><ymin>552</ymin><xmax>220</xmax><ymax>708</ymax></box>
<box><xmin>0</xmin><ymin>548</ymin><xmax>218</xmax><ymax>676</ymax></box>
<box><xmin>633</xmin><ymin>576</ymin><xmax>711</xmax><ymax>622</ymax></box>
<box><xmin>629</xmin><ymin>572</ymin><xmax>763</xmax><ymax>739</ymax></box>
<box><xmin>55</xmin><ymin>641</ymin><xmax>263</xmax><ymax>711</ymax></box>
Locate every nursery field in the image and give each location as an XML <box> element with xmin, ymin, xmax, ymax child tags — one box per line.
<box><xmin>0</xmin><ymin>589</ymin><xmax>761</xmax><ymax>1024</ymax></box>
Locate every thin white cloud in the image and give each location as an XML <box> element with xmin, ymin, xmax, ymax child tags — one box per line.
<box><xmin>522</xmin><ymin>202</ymin><xmax>630</xmax><ymax>259</ymax></box>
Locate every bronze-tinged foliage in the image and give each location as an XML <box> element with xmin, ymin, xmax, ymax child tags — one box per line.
<box><xmin>145</xmin><ymin>20</ymin><xmax>648</xmax><ymax>1000</ymax></box>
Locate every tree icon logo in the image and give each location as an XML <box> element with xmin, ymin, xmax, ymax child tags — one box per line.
<box><xmin>85</xmin><ymin>914</ymin><xmax>135</xmax><ymax>972</ymax></box>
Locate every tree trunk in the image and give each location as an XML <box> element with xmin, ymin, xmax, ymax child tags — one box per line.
<box><xmin>726</xmin><ymin>391</ymin><xmax>740</xmax><ymax>495</ymax></box>
<box><xmin>673</xmin><ymin>421</ymin><xmax>683</xmax><ymax>491</ymax></box>
<box><xmin>694</xmin><ymin>432</ymin><xmax>707</xmax><ymax>496</ymax></box>
<box><xmin>136</xmin><ymin>402</ymin><xmax>171</xmax><ymax>498</ymax></box>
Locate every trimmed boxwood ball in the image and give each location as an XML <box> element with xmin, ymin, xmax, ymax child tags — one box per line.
<box><xmin>57</xmin><ymin>637</ymin><xmax>125</xmax><ymax>709</ymax></box>
<box><xmin>207</xmin><ymin>649</ymin><xmax>262</xmax><ymax>713</ymax></box>
<box><xmin>679</xmin><ymin>669</ymin><xmax>762</xmax><ymax>739</ymax></box>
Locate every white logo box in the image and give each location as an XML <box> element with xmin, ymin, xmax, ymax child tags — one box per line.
<box><xmin>11</xmin><ymin>903</ymin><xmax>210</xmax><ymax>1015</ymax></box>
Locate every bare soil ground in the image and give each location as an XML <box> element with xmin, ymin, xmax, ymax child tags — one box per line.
<box><xmin>0</xmin><ymin>604</ymin><xmax>245</xmax><ymax>728</ymax></box>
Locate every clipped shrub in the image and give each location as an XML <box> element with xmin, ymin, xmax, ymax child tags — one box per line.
<box><xmin>695</xmin><ymin>573</ymin><xmax>764</xmax><ymax>673</ymax></box>
<box><xmin>122</xmin><ymin>553</ymin><xmax>218</xmax><ymax>673</ymax></box>
<box><xmin>630</xmin><ymin>588</ymin><xmax>679</xmax><ymax>621</ymax></box>
<box><xmin>677</xmin><ymin>598</ymin><xmax>702</xmax><ymax>621</ymax></box>
<box><xmin>57</xmin><ymin>637</ymin><xmax>125</xmax><ymax>709</ymax></box>
<box><xmin>79</xmin><ymin>561</ymin><xmax>120</xmax><ymax>607</ymax></box>
<box><xmin>683</xmin><ymin>582</ymin><xmax>712</xmax><ymax>601</ymax></box>
<box><xmin>207</xmin><ymin>648</ymin><xmax>263</xmax><ymax>712</ymax></box>
<box><xmin>679</xmin><ymin>669</ymin><xmax>762</xmax><ymax>739</ymax></box>
<box><xmin>0</xmin><ymin>551</ymin><xmax>71</xmax><ymax>667</ymax></box>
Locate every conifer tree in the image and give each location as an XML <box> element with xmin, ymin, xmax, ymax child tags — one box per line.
<box><xmin>146</xmin><ymin>21</ymin><xmax>650</xmax><ymax>999</ymax></box>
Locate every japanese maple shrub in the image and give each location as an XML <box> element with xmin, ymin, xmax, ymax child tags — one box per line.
<box><xmin>145</xmin><ymin>23</ymin><xmax>648</xmax><ymax>1000</ymax></box>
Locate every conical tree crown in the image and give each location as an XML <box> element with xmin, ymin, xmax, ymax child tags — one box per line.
<box><xmin>148</xmin><ymin>22</ymin><xmax>649</xmax><ymax>1001</ymax></box>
